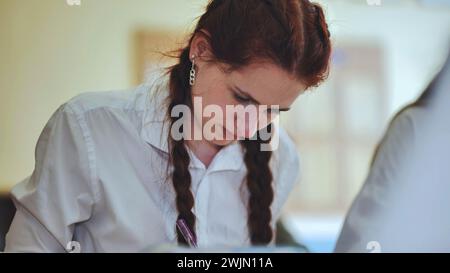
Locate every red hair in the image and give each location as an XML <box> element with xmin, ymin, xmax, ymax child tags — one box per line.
<box><xmin>165</xmin><ymin>0</ymin><xmax>331</xmax><ymax>246</ymax></box>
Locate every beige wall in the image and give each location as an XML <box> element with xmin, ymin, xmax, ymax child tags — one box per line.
<box><xmin>0</xmin><ymin>0</ymin><xmax>206</xmax><ymax>190</ymax></box>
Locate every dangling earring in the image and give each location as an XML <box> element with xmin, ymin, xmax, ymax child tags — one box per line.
<box><xmin>189</xmin><ymin>55</ymin><xmax>196</xmax><ymax>86</ymax></box>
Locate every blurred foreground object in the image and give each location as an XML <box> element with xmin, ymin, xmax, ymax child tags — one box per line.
<box><xmin>336</xmin><ymin>52</ymin><xmax>450</xmax><ymax>252</ymax></box>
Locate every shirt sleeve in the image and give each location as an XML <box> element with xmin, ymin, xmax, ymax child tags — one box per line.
<box><xmin>334</xmin><ymin>109</ymin><xmax>417</xmax><ymax>252</ymax></box>
<box><xmin>5</xmin><ymin>102</ymin><xmax>98</xmax><ymax>253</ymax></box>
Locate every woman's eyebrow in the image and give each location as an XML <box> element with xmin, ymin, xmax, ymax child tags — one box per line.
<box><xmin>234</xmin><ymin>85</ymin><xmax>291</xmax><ymax>112</ymax></box>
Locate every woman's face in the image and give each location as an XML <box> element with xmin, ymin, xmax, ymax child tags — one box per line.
<box><xmin>189</xmin><ymin>36</ymin><xmax>306</xmax><ymax>147</ymax></box>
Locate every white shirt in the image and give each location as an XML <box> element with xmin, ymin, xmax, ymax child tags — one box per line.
<box><xmin>5</xmin><ymin>73</ymin><xmax>300</xmax><ymax>253</ymax></box>
<box><xmin>335</xmin><ymin>57</ymin><xmax>450</xmax><ymax>252</ymax></box>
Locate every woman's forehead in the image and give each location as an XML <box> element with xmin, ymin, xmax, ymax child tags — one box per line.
<box><xmin>229</xmin><ymin>62</ymin><xmax>306</xmax><ymax>105</ymax></box>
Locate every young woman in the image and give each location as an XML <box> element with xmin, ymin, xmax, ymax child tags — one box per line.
<box><xmin>5</xmin><ymin>0</ymin><xmax>331</xmax><ymax>252</ymax></box>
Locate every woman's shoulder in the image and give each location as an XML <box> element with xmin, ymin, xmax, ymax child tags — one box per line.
<box><xmin>64</xmin><ymin>85</ymin><xmax>151</xmax><ymax>116</ymax></box>
<box><xmin>64</xmin><ymin>70</ymin><xmax>170</xmax><ymax>118</ymax></box>
<box><xmin>35</xmin><ymin>82</ymin><xmax>165</xmax><ymax>156</ymax></box>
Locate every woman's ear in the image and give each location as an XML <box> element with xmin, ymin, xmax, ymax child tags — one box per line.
<box><xmin>189</xmin><ymin>30</ymin><xmax>213</xmax><ymax>64</ymax></box>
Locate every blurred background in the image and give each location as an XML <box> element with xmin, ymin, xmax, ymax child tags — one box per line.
<box><xmin>1</xmin><ymin>0</ymin><xmax>449</xmax><ymax>252</ymax></box>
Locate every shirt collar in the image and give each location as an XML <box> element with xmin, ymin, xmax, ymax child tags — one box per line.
<box><xmin>139</xmin><ymin>73</ymin><xmax>171</xmax><ymax>154</ymax></box>
<box><xmin>139</xmin><ymin>73</ymin><xmax>245</xmax><ymax>172</ymax></box>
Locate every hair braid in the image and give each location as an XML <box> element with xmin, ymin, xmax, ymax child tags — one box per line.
<box><xmin>167</xmin><ymin>47</ymin><xmax>197</xmax><ymax>246</ymax></box>
<box><xmin>241</xmin><ymin>124</ymin><xmax>274</xmax><ymax>245</ymax></box>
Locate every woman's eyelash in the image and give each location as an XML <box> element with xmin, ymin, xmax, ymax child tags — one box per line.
<box><xmin>233</xmin><ymin>92</ymin><xmax>252</xmax><ymax>103</ymax></box>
